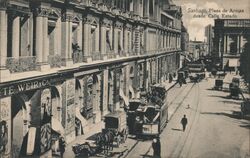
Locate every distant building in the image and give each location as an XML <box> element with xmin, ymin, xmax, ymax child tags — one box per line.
<box><xmin>189</xmin><ymin>40</ymin><xmax>207</xmax><ymax>61</ymax></box>
<box><xmin>180</xmin><ymin>22</ymin><xmax>189</xmax><ymax>67</ymax></box>
<box><xmin>214</xmin><ymin>19</ymin><xmax>250</xmax><ymax>71</ymax></box>
<box><xmin>0</xmin><ymin>0</ymin><xmax>182</xmax><ymax>157</ymax></box>
<box><xmin>205</xmin><ymin>24</ymin><xmax>214</xmax><ymax>56</ymax></box>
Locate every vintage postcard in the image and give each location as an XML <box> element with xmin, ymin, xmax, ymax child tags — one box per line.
<box><xmin>0</xmin><ymin>0</ymin><xmax>249</xmax><ymax>157</ymax></box>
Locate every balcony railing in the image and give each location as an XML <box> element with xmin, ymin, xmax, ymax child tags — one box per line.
<box><xmin>6</xmin><ymin>56</ymin><xmax>36</xmax><ymax>73</ymax></box>
<box><xmin>107</xmin><ymin>53</ymin><xmax>116</xmax><ymax>59</ymax></box>
<box><xmin>48</xmin><ymin>54</ymin><xmax>62</xmax><ymax>68</ymax></box>
<box><xmin>72</xmin><ymin>51</ymin><xmax>84</xmax><ymax>64</ymax></box>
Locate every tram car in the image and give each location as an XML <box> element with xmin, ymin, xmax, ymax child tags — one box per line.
<box><xmin>134</xmin><ymin>84</ymin><xmax>168</xmax><ymax>137</ymax></box>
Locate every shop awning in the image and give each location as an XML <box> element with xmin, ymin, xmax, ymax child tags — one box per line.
<box><xmin>129</xmin><ymin>85</ymin><xmax>135</xmax><ymax>98</ymax></box>
<box><xmin>52</xmin><ymin>117</ymin><xmax>64</xmax><ymax>135</ymax></box>
<box><xmin>119</xmin><ymin>88</ymin><xmax>129</xmax><ymax>106</ymax></box>
<box><xmin>75</xmin><ymin>107</ymin><xmax>86</xmax><ymax>128</ymax></box>
<box><xmin>228</xmin><ymin>59</ymin><xmax>239</xmax><ymax>67</ymax></box>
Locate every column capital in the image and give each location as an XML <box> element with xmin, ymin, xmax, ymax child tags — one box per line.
<box><xmin>61</xmin><ymin>11</ymin><xmax>74</xmax><ymax>22</ymax></box>
<box><xmin>100</xmin><ymin>18</ymin><xmax>112</xmax><ymax>28</ymax></box>
<box><xmin>34</xmin><ymin>7</ymin><xmax>51</xmax><ymax>17</ymax></box>
<box><xmin>0</xmin><ymin>0</ymin><xmax>7</xmax><ymax>10</ymax></box>
<box><xmin>83</xmin><ymin>15</ymin><xmax>99</xmax><ymax>25</ymax></box>
<box><xmin>114</xmin><ymin>21</ymin><xmax>123</xmax><ymax>29</ymax></box>
<box><xmin>124</xmin><ymin>23</ymin><xmax>132</xmax><ymax>31</ymax></box>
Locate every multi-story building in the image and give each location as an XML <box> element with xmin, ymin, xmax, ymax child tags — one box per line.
<box><xmin>0</xmin><ymin>0</ymin><xmax>182</xmax><ymax>157</ymax></box>
<box><xmin>205</xmin><ymin>24</ymin><xmax>214</xmax><ymax>56</ymax></box>
<box><xmin>214</xmin><ymin>19</ymin><xmax>250</xmax><ymax>70</ymax></box>
<box><xmin>180</xmin><ymin>22</ymin><xmax>189</xmax><ymax>67</ymax></box>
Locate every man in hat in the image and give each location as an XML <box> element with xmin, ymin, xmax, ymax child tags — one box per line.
<box><xmin>152</xmin><ymin>137</ymin><xmax>161</xmax><ymax>157</ymax></box>
<box><xmin>181</xmin><ymin>115</ymin><xmax>188</xmax><ymax>131</ymax></box>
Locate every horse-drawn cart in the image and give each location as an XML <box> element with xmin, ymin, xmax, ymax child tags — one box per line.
<box><xmin>72</xmin><ymin>141</ymin><xmax>100</xmax><ymax>157</ymax></box>
<box><xmin>104</xmin><ymin>111</ymin><xmax>128</xmax><ymax>147</ymax></box>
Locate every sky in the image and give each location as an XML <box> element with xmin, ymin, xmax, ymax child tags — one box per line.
<box><xmin>172</xmin><ymin>0</ymin><xmax>250</xmax><ymax>41</ymax></box>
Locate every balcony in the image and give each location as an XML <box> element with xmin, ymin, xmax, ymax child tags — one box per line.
<box><xmin>6</xmin><ymin>56</ymin><xmax>36</xmax><ymax>73</ymax></box>
<box><xmin>48</xmin><ymin>54</ymin><xmax>62</xmax><ymax>68</ymax></box>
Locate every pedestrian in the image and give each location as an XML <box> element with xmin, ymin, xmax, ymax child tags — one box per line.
<box><xmin>181</xmin><ymin>115</ymin><xmax>188</xmax><ymax>131</ymax></box>
<box><xmin>59</xmin><ymin>136</ymin><xmax>66</xmax><ymax>158</ymax></box>
<box><xmin>152</xmin><ymin>137</ymin><xmax>161</xmax><ymax>158</ymax></box>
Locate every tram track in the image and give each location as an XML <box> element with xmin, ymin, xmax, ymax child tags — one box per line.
<box><xmin>142</xmin><ymin>82</ymin><xmax>196</xmax><ymax>157</ymax></box>
<box><xmin>170</xmin><ymin>83</ymin><xmax>201</xmax><ymax>158</ymax></box>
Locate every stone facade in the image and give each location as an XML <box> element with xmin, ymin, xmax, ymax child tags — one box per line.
<box><xmin>0</xmin><ymin>0</ymin><xmax>182</xmax><ymax>157</ymax></box>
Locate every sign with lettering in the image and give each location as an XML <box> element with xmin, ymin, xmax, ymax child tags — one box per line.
<box><xmin>0</xmin><ymin>76</ymin><xmax>64</xmax><ymax>98</ymax></box>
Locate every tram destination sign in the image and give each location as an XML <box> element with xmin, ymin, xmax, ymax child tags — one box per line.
<box><xmin>0</xmin><ymin>76</ymin><xmax>64</xmax><ymax>98</ymax></box>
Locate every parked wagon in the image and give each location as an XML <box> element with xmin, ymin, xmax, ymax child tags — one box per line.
<box><xmin>104</xmin><ymin>111</ymin><xmax>128</xmax><ymax>147</ymax></box>
<box><xmin>229</xmin><ymin>77</ymin><xmax>240</xmax><ymax>99</ymax></box>
<box><xmin>241</xmin><ymin>99</ymin><xmax>250</xmax><ymax>118</ymax></box>
<box><xmin>214</xmin><ymin>79</ymin><xmax>223</xmax><ymax>90</ymax></box>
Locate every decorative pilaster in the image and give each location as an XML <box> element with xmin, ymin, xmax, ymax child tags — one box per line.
<box><xmin>61</xmin><ymin>10</ymin><xmax>74</xmax><ymax>66</ymax></box>
<box><xmin>0</xmin><ymin>8</ymin><xmax>10</xmax><ymax>81</ymax></box>
<box><xmin>12</xmin><ymin>16</ymin><xmax>20</xmax><ymax>58</ymax></box>
<box><xmin>34</xmin><ymin>7</ymin><xmax>51</xmax><ymax>70</ymax></box>
<box><xmin>0</xmin><ymin>9</ymin><xmax>7</xmax><ymax>68</ymax></box>
<box><xmin>113</xmin><ymin>21</ymin><xmax>123</xmax><ymax>56</ymax></box>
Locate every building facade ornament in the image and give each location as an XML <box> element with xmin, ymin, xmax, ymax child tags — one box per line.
<box><xmin>61</xmin><ymin>11</ymin><xmax>74</xmax><ymax>22</ymax></box>
<box><xmin>100</xmin><ymin>18</ymin><xmax>112</xmax><ymax>27</ymax></box>
<box><xmin>83</xmin><ymin>15</ymin><xmax>99</xmax><ymax>26</ymax></box>
<box><xmin>34</xmin><ymin>7</ymin><xmax>51</xmax><ymax>17</ymax></box>
<box><xmin>114</xmin><ymin>21</ymin><xmax>123</xmax><ymax>29</ymax></box>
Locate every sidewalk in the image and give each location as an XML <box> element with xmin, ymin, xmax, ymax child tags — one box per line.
<box><xmin>62</xmin><ymin>79</ymin><xmax>177</xmax><ymax>158</ymax></box>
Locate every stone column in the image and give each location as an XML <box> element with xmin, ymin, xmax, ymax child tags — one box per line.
<box><xmin>36</xmin><ymin>16</ymin><xmax>43</xmax><ymax>63</ymax></box>
<box><xmin>144</xmin><ymin>27</ymin><xmax>149</xmax><ymax>52</ymax></box>
<box><xmin>56</xmin><ymin>17</ymin><xmax>62</xmax><ymax>55</ymax></box>
<box><xmin>237</xmin><ymin>35</ymin><xmax>240</xmax><ymax>54</ymax></box>
<box><xmin>12</xmin><ymin>16</ymin><xmax>20</xmax><ymax>58</ymax></box>
<box><xmin>61</xmin><ymin>10</ymin><xmax>73</xmax><ymax>66</ymax></box>
<box><xmin>0</xmin><ymin>9</ymin><xmax>7</xmax><ymax>68</ymax></box>
<box><xmin>83</xmin><ymin>17</ymin><xmax>91</xmax><ymax>62</ymax></box>
<box><xmin>76</xmin><ymin>20</ymin><xmax>82</xmax><ymax>50</ymax></box>
<box><xmin>143</xmin><ymin>0</ymin><xmax>149</xmax><ymax>18</ymax></box>
<box><xmin>133</xmin><ymin>0</ymin><xmax>140</xmax><ymax>15</ymax></box>
<box><xmin>227</xmin><ymin>35</ymin><xmax>230</xmax><ymax>54</ymax></box>
<box><xmin>43</xmin><ymin>16</ymin><xmax>49</xmax><ymax>62</ymax></box>
<box><xmin>113</xmin><ymin>27</ymin><xmax>118</xmax><ymax>54</ymax></box>
<box><xmin>100</xmin><ymin>25</ymin><xmax>106</xmax><ymax>56</ymax></box>
<box><xmin>223</xmin><ymin>34</ymin><xmax>227</xmax><ymax>54</ymax></box>
<box><xmin>95</xmin><ymin>24</ymin><xmax>99</xmax><ymax>53</ymax></box>
<box><xmin>239</xmin><ymin>35</ymin><xmax>242</xmax><ymax>53</ymax></box>
<box><xmin>134</xmin><ymin>26</ymin><xmax>140</xmax><ymax>54</ymax></box>
<box><xmin>123</xmin><ymin>26</ymin><xmax>128</xmax><ymax>54</ymax></box>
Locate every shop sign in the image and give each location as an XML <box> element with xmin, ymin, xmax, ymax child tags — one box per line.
<box><xmin>0</xmin><ymin>77</ymin><xmax>64</xmax><ymax>98</ymax></box>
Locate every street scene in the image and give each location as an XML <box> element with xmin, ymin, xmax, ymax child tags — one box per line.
<box><xmin>0</xmin><ymin>0</ymin><xmax>249</xmax><ymax>158</ymax></box>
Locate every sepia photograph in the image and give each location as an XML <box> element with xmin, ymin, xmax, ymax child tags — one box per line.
<box><xmin>0</xmin><ymin>0</ymin><xmax>249</xmax><ymax>157</ymax></box>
